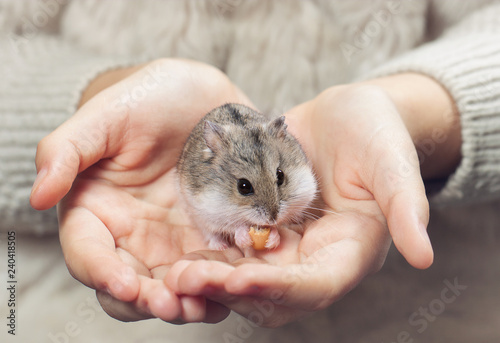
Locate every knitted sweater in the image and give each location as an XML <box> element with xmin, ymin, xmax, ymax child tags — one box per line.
<box><xmin>1</xmin><ymin>0</ymin><xmax>500</xmax><ymax>235</ymax></box>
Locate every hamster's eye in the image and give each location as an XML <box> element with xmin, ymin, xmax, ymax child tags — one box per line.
<box><xmin>237</xmin><ymin>179</ymin><xmax>254</xmax><ymax>196</ymax></box>
<box><xmin>276</xmin><ymin>168</ymin><xmax>285</xmax><ymax>186</ymax></box>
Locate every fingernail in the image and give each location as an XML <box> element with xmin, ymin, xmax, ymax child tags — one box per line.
<box><xmin>419</xmin><ymin>222</ymin><xmax>431</xmax><ymax>246</ymax></box>
<box><xmin>31</xmin><ymin>167</ymin><xmax>48</xmax><ymax>196</ymax></box>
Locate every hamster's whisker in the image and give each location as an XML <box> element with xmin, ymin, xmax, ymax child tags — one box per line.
<box><xmin>218</xmin><ymin>208</ymin><xmax>256</xmax><ymax>233</ymax></box>
<box><xmin>286</xmin><ymin>208</ymin><xmax>320</xmax><ymax>224</ymax></box>
<box><xmin>300</xmin><ymin>212</ymin><xmax>322</xmax><ymax>221</ymax></box>
<box><xmin>218</xmin><ymin>216</ymin><xmax>246</xmax><ymax>233</ymax></box>
<box><xmin>306</xmin><ymin>206</ymin><xmax>343</xmax><ymax>217</ymax></box>
<box><xmin>281</xmin><ymin>206</ymin><xmax>318</xmax><ymax>221</ymax></box>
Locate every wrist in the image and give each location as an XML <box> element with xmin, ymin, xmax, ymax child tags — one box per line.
<box><xmin>360</xmin><ymin>73</ymin><xmax>462</xmax><ymax>180</ymax></box>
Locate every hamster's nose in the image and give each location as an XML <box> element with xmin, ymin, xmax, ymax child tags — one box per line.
<box><xmin>268</xmin><ymin>207</ymin><xmax>279</xmax><ymax>223</ymax></box>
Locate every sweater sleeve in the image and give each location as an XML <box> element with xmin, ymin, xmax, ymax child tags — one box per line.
<box><xmin>0</xmin><ymin>30</ymin><xmax>139</xmax><ymax>235</ymax></box>
<box><xmin>362</xmin><ymin>2</ymin><xmax>500</xmax><ymax>206</ymax></box>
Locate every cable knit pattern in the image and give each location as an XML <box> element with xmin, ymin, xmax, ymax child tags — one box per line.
<box><xmin>1</xmin><ymin>0</ymin><xmax>500</xmax><ymax>234</ymax></box>
<box><xmin>365</xmin><ymin>2</ymin><xmax>500</xmax><ymax>204</ymax></box>
<box><xmin>0</xmin><ymin>36</ymin><xmax>139</xmax><ymax>234</ymax></box>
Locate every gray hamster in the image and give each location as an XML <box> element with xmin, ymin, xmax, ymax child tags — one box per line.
<box><xmin>177</xmin><ymin>103</ymin><xmax>317</xmax><ymax>250</ymax></box>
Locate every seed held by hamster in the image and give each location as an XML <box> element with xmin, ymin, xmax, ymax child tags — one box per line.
<box><xmin>177</xmin><ymin>103</ymin><xmax>317</xmax><ymax>251</ymax></box>
<box><xmin>249</xmin><ymin>225</ymin><xmax>271</xmax><ymax>250</ymax></box>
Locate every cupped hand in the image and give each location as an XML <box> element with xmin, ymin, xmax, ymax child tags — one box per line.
<box><xmin>164</xmin><ymin>83</ymin><xmax>434</xmax><ymax>327</ymax></box>
<box><xmin>30</xmin><ymin>58</ymin><xmax>254</xmax><ymax>323</ymax></box>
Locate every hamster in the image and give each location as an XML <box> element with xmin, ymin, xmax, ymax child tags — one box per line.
<box><xmin>177</xmin><ymin>103</ymin><xmax>317</xmax><ymax>250</ymax></box>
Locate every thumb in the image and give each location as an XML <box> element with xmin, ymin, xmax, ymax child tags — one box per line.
<box><xmin>30</xmin><ymin>100</ymin><xmax>127</xmax><ymax>210</ymax></box>
<box><xmin>370</xmin><ymin>132</ymin><xmax>434</xmax><ymax>269</ymax></box>
<box><xmin>381</xmin><ymin>180</ymin><xmax>433</xmax><ymax>269</ymax></box>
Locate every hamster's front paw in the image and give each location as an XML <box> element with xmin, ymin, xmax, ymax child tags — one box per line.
<box><xmin>234</xmin><ymin>226</ymin><xmax>253</xmax><ymax>249</ymax></box>
<box><xmin>265</xmin><ymin>226</ymin><xmax>280</xmax><ymax>249</ymax></box>
<box><xmin>208</xmin><ymin>235</ymin><xmax>229</xmax><ymax>251</ymax></box>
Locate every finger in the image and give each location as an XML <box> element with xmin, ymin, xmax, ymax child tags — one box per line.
<box><xmin>368</xmin><ymin>128</ymin><xmax>433</xmax><ymax>269</ymax></box>
<box><xmin>147</xmin><ymin>280</ymin><xmax>183</xmax><ymax>322</ymax></box>
<box><xmin>30</xmin><ymin>99</ymin><xmax>128</xmax><ymax>210</ymax></box>
<box><xmin>97</xmin><ymin>290</ymin><xmax>153</xmax><ymax>322</ymax></box>
<box><xmin>385</xmin><ymin>188</ymin><xmax>433</xmax><ymax>269</ymax></box>
<box><xmin>165</xmin><ymin>259</ymin><xmax>236</xmax><ymax>295</ymax></box>
<box><xmin>166</xmin><ymin>258</ymin><xmax>306</xmax><ymax>327</ymax></box>
<box><xmin>179</xmin><ymin>295</ymin><xmax>206</xmax><ymax>322</ymax></box>
<box><xmin>162</xmin><ymin>259</ymin><xmax>233</xmax><ymax>324</ymax></box>
<box><xmin>97</xmin><ymin>272</ymin><xmax>228</xmax><ymax>324</ymax></box>
<box><xmin>226</xmin><ymin>215</ymin><xmax>388</xmax><ymax>312</ymax></box>
<box><xmin>96</xmin><ymin>276</ymin><xmax>182</xmax><ymax>322</ymax></box>
<box><xmin>155</xmin><ymin>295</ymin><xmax>229</xmax><ymax>324</ymax></box>
<box><xmin>164</xmin><ymin>251</ymin><xmax>322</xmax><ymax>326</ymax></box>
<box><xmin>164</xmin><ymin>249</ymin><xmax>242</xmax><ymax>293</ymax></box>
<box><xmin>179</xmin><ymin>260</ymin><xmax>236</xmax><ymax>295</ymax></box>
<box><xmin>205</xmin><ymin>290</ymin><xmax>308</xmax><ymax>328</ymax></box>
<box><xmin>203</xmin><ymin>301</ymin><xmax>232</xmax><ymax>324</ymax></box>
<box><xmin>225</xmin><ymin>261</ymin><xmax>344</xmax><ymax>313</ymax></box>
<box><xmin>58</xmin><ymin>205</ymin><xmax>140</xmax><ymax>302</ymax></box>
<box><xmin>152</xmin><ymin>285</ymin><xmax>229</xmax><ymax>324</ymax></box>
<box><xmin>182</xmin><ymin>264</ymin><xmax>312</xmax><ymax>327</ymax></box>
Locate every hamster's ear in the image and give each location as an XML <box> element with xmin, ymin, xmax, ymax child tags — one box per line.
<box><xmin>267</xmin><ymin>116</ymin><xmax>288</xmax><ymax>139</ymax></box>
<box><xmin>203</xmin><ymin>120</ymin><xmax>227</xmax><ymax>152</ymax></box>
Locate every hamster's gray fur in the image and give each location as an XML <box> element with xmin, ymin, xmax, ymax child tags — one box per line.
<box><xmin>177</xmin><ymin>103</ymin><xmax>317</xmax><ymax>250</ymax></box>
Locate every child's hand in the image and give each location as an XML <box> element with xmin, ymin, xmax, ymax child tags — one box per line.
<box><xmin>30</xmin><ymin>58</ymin><xmax>254</xmax><ymax>323</ymax></box>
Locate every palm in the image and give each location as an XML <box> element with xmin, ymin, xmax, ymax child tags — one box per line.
<box><xmin>68</xmin><ymin>166</ymin><xmax>205</xmax><ymax>271</ymax></box>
